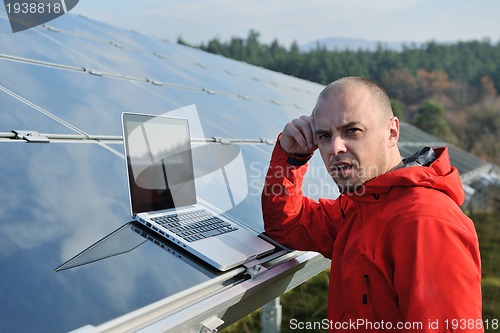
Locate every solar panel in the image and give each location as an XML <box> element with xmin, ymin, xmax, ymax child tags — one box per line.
<box><xmin>0</xmin><ymin>11</ymin><xmax>325</xmax><ymax>332</ymax></box>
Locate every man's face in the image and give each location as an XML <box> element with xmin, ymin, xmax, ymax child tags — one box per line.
<box><xmin>313</xmin><ymin>87</ymin><xmax>393</xmax><ymax>193</ymax></box>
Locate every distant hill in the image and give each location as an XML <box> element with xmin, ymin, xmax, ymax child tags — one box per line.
<box><xmin>300</xmin><ymin>37</ymin><xmax>421</xmax><ymax>52</ymax></box>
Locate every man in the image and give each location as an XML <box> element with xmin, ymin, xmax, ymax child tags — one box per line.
<box><xmin>262</xmin><ymin>77</ymin><xmax>482</xmax><ymax>332</ymax></box>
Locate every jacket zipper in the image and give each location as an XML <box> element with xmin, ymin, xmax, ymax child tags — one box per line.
<box><xmin>339</xmin><ymin>194</ymin><xmax>346</xmax><ymax>219</ymax></box>
<box><xmin>363</xmin><ymin>274</ymin><xmax>369</xmax><ymax>304</ymax></box>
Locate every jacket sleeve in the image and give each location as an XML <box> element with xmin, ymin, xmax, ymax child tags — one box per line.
<box><xmin>388</xmin><ymin>213</ymin><xmax>483</xmax><ymax>332</ymax></box>
<box><xmin>261</xmin><ymin>138</ymin><xmax>340</xmax><ymax>258</ymax></box>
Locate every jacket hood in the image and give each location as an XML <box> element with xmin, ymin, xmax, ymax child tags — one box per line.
<box><xmin>346</xmin><ymin>147</ymin><xmax>465</xmax><ymax>206</ymax></box>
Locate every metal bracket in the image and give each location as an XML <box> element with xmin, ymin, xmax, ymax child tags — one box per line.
<box><xmin>243</xmin><ymin>259</ymin><xmax>268</xmax><ymax>279</ymax></box>
<box><xmin>199</xmin><ymin>316</ymin><xmax>224</xmax><ymax>333</ymax></box>
<box><xmin>202</xmin><ymin>88</ymin><xmax>217</xmax><ymax>95</ymax></box>
<box><xmin>259</xmin><ymin>137</ymin><xmax>275</xmax><ymax>145</ymax></box>
<box><xmin>12</xmin><ymin>130</ymin><xmax>50</xmax><ymax>143</ymax></box>
<box><xmin>212</xmin><ymin>137</ymin><xmax>231</xmax><ymax>145</ymax></box>
<box><xmin>82</xmin><ymin>68</ymin><xmax>104</xmax><ymax>76</ymax></box>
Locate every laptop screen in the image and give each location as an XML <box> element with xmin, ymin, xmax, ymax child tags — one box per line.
<box><xmin>122</xmin><ymin>113</ymin><xmax>197</xmax><ymax>215</ymax></box>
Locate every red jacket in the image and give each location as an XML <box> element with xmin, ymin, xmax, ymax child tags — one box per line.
<box><xmin>262</xmin><ymin>142</ymin><xmax>483</xmax><ymax>332</ymax></box>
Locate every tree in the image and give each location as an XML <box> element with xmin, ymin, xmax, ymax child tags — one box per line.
<box><xmin>416</xmin><ymin>69</ymin><xmax>453</xmax><ymax>99</ymax></box>
<box><xmin>390</xmin><ymin>98</ymin><xmax>406</xmax><ymax>121</ymax></box>
<box><xmin>176</xmin><ymin>36</ymin><xmax>189</xmax><ymax>46</ymax></box>
<box><xmin>245</xmin><ymin>30</ymin><xmax>261</xmax><ymax>64</ymax></box>
<box><xmin>203</xmin><ymin>38</ymin><xmax>225</xmax><ymax>55</ymax></box>
<box><xmin>381</xmin><ymin>69</ymin><xmax>419</xmax><ymax>104</ymax></box>
<box><xmin>450</xmin><ymin>97</ymin><xmax>500</xmax><ymax>164</ymax></box>
<box><xmin>480</xmin><ymin>75</ymin><xmax>497</xmax><ymax>97</ymax></box>
<box><xmin>228</xmin><ymin>37</ymin><xmax>245</xmax><ymax>61</ymax></box>
<box><xmin>414</xmin><ymin>100</ymin><xmax>456</xmax><ymax>143</ymax></box>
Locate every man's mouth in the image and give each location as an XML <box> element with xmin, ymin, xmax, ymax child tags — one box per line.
<box><xmin>330</xmin><ymin>162</ymin><xmax>354</xmax><ymax>178</ymax></box>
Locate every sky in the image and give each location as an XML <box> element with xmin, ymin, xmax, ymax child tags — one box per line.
<box><xmin>73</xmin><ymin>0</ymin><xmax>500</xmax><ymax>47</ymax></box>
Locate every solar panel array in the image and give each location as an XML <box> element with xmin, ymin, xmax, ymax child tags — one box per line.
<box><xmin>0</xmin><ymin>10</ymin><xmax>490</xmax><ymax>332</ymax></box>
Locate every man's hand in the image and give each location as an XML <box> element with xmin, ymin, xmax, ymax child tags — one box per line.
<box><xmin>280</xmin><ymin>115</ymin><xmax>318</xmax><ymax>155</ymax></box>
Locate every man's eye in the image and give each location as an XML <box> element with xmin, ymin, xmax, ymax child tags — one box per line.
<box><xmin>318</xmin><ymin>133</ymin><xmax>330</xmax><ymax>140</ymax></box>
<box><xmin>346</xmin><ymin>128</ymin><xmax>361</xmax><ymax>134</ymax></box>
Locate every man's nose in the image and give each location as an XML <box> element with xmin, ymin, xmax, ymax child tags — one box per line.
<box><xmin>328</xmin><ymin>135</ymin><xmax>347</xmax><ymax>156</ymax></box>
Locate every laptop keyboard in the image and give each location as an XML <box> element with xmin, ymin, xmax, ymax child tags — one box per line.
<box><xmin>151</xmin><ymin>209</ymin><xmax>238</xmax><ymax>242</ymax></box>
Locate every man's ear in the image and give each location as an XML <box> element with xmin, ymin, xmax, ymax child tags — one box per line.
<box><xmin>388</xmin><ymin>116</ymin><xmax>399</xmax><ymax>148</ymax></box>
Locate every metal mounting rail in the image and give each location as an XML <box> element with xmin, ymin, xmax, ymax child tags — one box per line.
<box><xmin>0</xmin><ymin>131</ymin><xmax>276</xmax><ymax>145</ymax></box>
<box><xmin>70</xmin><ymin>251</ymin><xmax>330</xmax><ymax>333</ymax></box>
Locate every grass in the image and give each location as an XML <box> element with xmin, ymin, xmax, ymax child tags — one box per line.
<box><xmin>222</xmin><ymin>212</ymin><xmax>499</xmax><ymax>332</ymax></box>
<box><xmin>474</xmin><ymin>212</ymin><xmax>500</xmax><ymax>332</ymax></box>
<box><xmin>221</xmin><ymin>269</ymin><xmax>329</xmax><ymax>333</ymax></box>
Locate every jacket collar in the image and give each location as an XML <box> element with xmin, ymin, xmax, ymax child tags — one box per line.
<box><xmin>343</xmin><ymin>147</ymin><xmax>465</xmax><ymax>206</ymax></box>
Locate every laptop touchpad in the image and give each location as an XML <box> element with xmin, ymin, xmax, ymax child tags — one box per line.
<box><xmin>222</xmin><ymin>236</ymin><xmax>259</xmax><ymax>255</ymax></box>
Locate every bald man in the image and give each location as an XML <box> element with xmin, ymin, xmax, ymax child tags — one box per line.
<box><xmin>262</xmin><ymin>77</ymin><xmax>482</xmax><ymax>332</ymax></box>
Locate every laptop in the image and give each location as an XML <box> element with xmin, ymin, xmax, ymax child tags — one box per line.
<box><xmin>121</xmin><ymin>112</ymin><xmax>275</xmax><ymax>271</ymax></box>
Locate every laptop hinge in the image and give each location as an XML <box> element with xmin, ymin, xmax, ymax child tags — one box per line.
<box><xmin>243</xmin><ymin>259</ymin><xmax>267</xmax><ymax>279</ymax></box>
<box><xmin>12</xmin><ymin>130</ymin><xmax>50</xmax><ymax>143</ymax></box>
